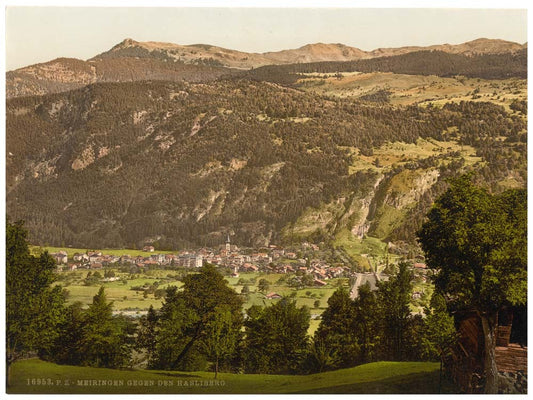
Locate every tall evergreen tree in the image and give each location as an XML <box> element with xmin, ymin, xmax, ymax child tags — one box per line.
<box><xmin>353</xmin><ymin>282</ymin><xmax>380</xmax><ymax>364</ymax></box>
<box><xmin>421</xmin><ymin>293</ymin><xmax>457</xmax><ymax>361</ymax></box>
<box><xmin>136</xmin><ymin>305</ymin><xmax>159</xmax><ymax>367</ymax></box>
<box><xmin>313</xmin><ymin>288</ymin><xmax>359</xmax><ymax>369</ymax></box>
<box><xmin>49</xmin><ymin>302</ymin><xmax>86</xmax><ymax>365</ymax></box>
<box><xmin>78</xmin><ymin>287</ymin><xmax>133</xmax><ymax>368</ymax></box>
<box><xmin>376</xmin><ymin>262</ymin><xmax>413</xmax><ymax>361</ymax></box>
<box><xmin>6</xmin><ymin>220</ymin><xmax>65</xmax><ymax>386</ymax></box>
<box><xmin>243</xmin><ymin>298</ymin><xmax>310</xmax><ymax>374</ymax></box>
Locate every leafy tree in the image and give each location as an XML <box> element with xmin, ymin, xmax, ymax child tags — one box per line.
<box><xmin>418</xmin><ymin>176</ymin><xmax>527</xmax><ymax>393</ymax></box>
<box><xmin>6</xmin><ymin>220</ymin><xmax>65</xmax><ymax>385</ymax></box>
<box><xmin>201</xmin><ymin>305</ymin><xmax>238</xmax><ymax>379</ymax></box>
<box><xmin>104</xmin><ymin>269</ymin><xmax>115</xmax><ymax>278</ymax></box>
<box><xmin>152</xmin><ymin>288</ymin><xmax>199</xmax><ymax>370</ymax></box>
<box><xmin>257</xmin><ymin>278</ymin><xmax>270</xmax><ymax>293</ymax></box>
<box><xmin>287</xmin><ymin>275</ymin><xmax>303</xmax><ymax>290</ymax></box>
<box><xmin>314</xmin><ymin>300</ymin><xmax>321</xmax><ymax>309</ymax></box>
<box><xmin>301</xmin><ymin>274</ymin><xmax>315</xmax><ymax>287</ymax></box>
<box><xmin>152</xmin><ymin>265</ymin><xmax>243</xmax><ymax>370</ymax></box>
<box><xmin>243</xmin><ymin>298</ymin><xmax>310</xmax><ymax>374</ymax></box>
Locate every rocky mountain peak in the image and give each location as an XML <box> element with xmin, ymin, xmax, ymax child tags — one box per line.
<box><xmin>113</xmin><ymin>38</ymin><xmax>139</xmax><ymax>49</ymax></box>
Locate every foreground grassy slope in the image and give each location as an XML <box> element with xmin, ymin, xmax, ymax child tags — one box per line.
<box><xmin>9</xmin><ymin>359</ymin><xmax>457</xmax><ymax>394</ymax></box>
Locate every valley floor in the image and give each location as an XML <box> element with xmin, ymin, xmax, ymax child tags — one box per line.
<box><xmin>8</xmin><ymin>359</ymin><xmax>459</xmax><ymax>394</ymax></box>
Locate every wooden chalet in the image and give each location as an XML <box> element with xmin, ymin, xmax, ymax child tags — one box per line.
<box><xmin>444</xmin><ymin>306</ymin><xmax>527</xmax><ymax>393</ymax></box>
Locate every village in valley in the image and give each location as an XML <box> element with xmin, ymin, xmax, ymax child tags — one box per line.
<box><xmin>46</xmin><ymin>235</ymin><xmax>431</xmax><ymax>307</ymax></box>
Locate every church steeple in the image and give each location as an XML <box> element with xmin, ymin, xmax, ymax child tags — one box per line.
<box><xmin>226</xmin><ymin>234</ymin><xmax>231</xmax><ymax>252</ymax></box>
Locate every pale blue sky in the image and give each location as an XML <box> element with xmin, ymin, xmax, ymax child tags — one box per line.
<box><xmin>5</xmin><ymin>7</ymin><xmax>528</xmax><ymax>71</ymax></box>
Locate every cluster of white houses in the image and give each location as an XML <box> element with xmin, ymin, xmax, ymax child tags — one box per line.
<box><xmin>49</xmin><ymin>238</ymin><xmax>351</xmax><ymax>283</ymax></box>
<box><xmin>51</xmin><ymin>250</ymin><xmax>204</xmax><ymax>270</ymax></box>
<box><xmin>50</xmin><ymin>237</ymin><xmax>427</xmax><ymax>287</ymax></box>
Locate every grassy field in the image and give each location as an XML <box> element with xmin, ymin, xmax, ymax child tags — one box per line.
<box><xmin>296</xmin><ymin>72</ymin><xmax>527</xmax><ymax>110</ymax></box>
<box><xmin>333</xmin><ymin>230</ymin><xmax>389</xmax><ymax>268</ymax></box>
<box><xmin>30</xmin><ymin>246</ymin><xmax>176</xmax><ymax>258</ymax></box>
<box><xmin>9</xmin><ymin>358</ymin><xmax>457</xmax><ymax>394</ymax></box>
<box><xmin>56</xmin><ymin>269</ymin><xmax>342</xmax><ymax>326</ymax></box>
<box><xmin>346</xmin><ymin>137</ymin><xmax>481</xmax><ymax>175</ymax></box>
<box><xmin>56</xmin><ymin>269</ymin><xmax>184</xmax><ymax>311</ymax></box>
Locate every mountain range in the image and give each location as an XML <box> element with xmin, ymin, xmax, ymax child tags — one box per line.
<box><xmin>6</xmin><ymin>38</ymin><xmax>527</xmax><ymax>261</ymax></box>
<box><xmin>7</xmin><ymin>38</ymin><xmax>526</xmax><ymax>98</ymax></box>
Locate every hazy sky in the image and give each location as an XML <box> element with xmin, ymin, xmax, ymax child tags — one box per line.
<box><xmin>5</xmin><ymin>6</ymin><xmax>528</xmax><ymax>71</ymax></box>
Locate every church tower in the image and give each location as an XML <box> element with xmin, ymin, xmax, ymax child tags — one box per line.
<box><xmin>226</xmin><ymin>234</ymin><xmax>231</xmax><ymax>252</ymax></box>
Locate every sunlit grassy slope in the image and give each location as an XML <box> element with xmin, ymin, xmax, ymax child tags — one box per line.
<box><xmin>9</xmin><ymin>359</ymin><xmax>458</xmax><ymax>394</ymax></box>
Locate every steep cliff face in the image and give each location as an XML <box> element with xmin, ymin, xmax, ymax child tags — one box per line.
<box><xmin>367</xmin><ymin>169</ymin><xmax>440</xmax><ymax>240</ymax></box>
<box><xmin>284</xmin><ymin>167</ymin><xmax>443</xmax><ymax>254</ymax></box>
<box><xmin>382</xmin><ymin>169</ymin><xmax>439</xmax><ymax>209</ymax></box>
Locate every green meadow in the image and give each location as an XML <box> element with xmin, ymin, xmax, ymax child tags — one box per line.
<box><xmin>9</xmin><ymin>358</ymin><xmax>457</xmax><ymax>394</ymax></box>
<box><xmin>55</xmin><ymin>268</ymin><xmax>345</xmax><ymax>327</ymax></box>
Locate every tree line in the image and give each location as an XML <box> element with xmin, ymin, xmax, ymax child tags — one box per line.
<box><xmin>7</xmin><ymin>220</ymin><xmax>454</xmax><ymax>379</ymax></box>
<box><xmin>241</xmin><ymin>49</ymin><xmax>527</xmax><ymax>85</ymax></box>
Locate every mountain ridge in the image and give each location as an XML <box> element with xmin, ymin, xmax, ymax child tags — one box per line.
<box><xmin>92</xmin><ymin>37</ymin><xmax>524</xmax><ymax>67</ymax></box>
<box><xmin>7</xmin><ymin>37</ymin><xmax>525</xmax><ymax>98</ymax></box>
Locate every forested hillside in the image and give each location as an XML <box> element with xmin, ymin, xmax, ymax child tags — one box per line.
<box><xmin>6</xmin><ymin>56</ymin><xmax>234</xmax><ymax>98</ymax></box>
<box><xmin>6</xmin><ymin>78</ymin><xmax>526</xmax><ymax>251</ymax></box>
<box><xmin>242</xmin><ymin>49</ymin><xmax>527</xmax><ymax>85</ymax></box>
